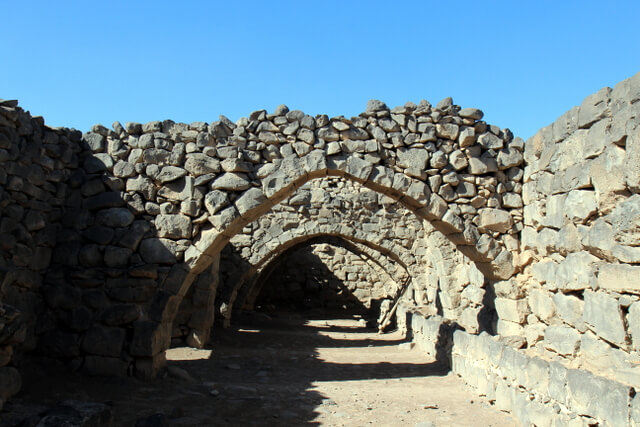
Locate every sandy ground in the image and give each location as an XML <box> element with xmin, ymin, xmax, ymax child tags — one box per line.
<box><xmin>2</xmin><ymin>313</ymin><xmax>517</xmax><ymax>426</ymax></box>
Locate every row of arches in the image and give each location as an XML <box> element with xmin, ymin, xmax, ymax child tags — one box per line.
<box><xmin>149</xmin><ymin>168</ymin><xmax>508</xmax><ymax>368</ymax></box>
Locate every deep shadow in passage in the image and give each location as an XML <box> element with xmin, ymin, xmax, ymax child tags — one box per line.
<box><xmin>167</xmin><ymin>312</ymin><xmax>450</xmax><ymax>426</ymax></box>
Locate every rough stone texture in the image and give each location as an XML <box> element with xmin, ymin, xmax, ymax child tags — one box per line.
<box><xmin>0</xmin><ymin>73</ymin><xmax>639</xmax><ymax>426</ymax></box>
<box><xmin>583</xmin><ymin>290</ymin><xmax>628</xmax><ymax>348</ymax></box>
<box><xmin>418</xmin><ymin>314</ymin><xmax>637</xmax><ymax>427</ymax></box>
<box><xmin>502</xmin><ymin>71</ymin><xmax>640</xmax><ymax>426</ymax></box>
<box><xmin>2</xmin><ymin>93</ymin><xmax>522</xmax><ymax>383</ymax></box>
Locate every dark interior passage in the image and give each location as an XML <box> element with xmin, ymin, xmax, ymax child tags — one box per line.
<box><xmin>250</xmin><ymin>237</ymin><xmax>402</xmax><ymax>330</ymax></box>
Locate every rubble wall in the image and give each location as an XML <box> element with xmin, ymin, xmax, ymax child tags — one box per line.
<box><xmin>400</xmin><ymin>72</ymin><xmax>640</xmax><ymax>426</ymax></box>
<box><xmin>1</xmin><ymin>71</ymin><xmax>637</xmax><ymax>423</ymax></box>
<box><xmin>0</xmin><ymin>100</ymin><xmax>81</xmax><ymax>408</ymax></box>
<box><xmin>0</xmin><ymin>94</ymin><xmax>523</xmax><ymax>382</ymax></box>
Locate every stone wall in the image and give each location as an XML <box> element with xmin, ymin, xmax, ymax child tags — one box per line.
<box><xmin>398</xmin><ymin>72</ymin><xmax>640</xmax><ymax>426</ymax></box>
<box><xmin>2</xmin><ymin>71</ymin><xmax>638</xmax><ymax>423</ymax></box>
<box><xmin>0</xmin><ymin>93</ymin><xmax>522</xmax><ymax>381</ymax></box>
<box><xmin>401</xmin><ymin>309</ymin><xmax>637</xmax><ymax>426</ymax></box>
<box><xmin>254</xmin><ymin>239</ymin><xmax>398</xmax><ymax>311</ymax></box>
<box><xmin>415</xmin><ymin>225</ymin><xmax>489</xmax><ymax>334</ymax></box>
<box><xmin>173</xmin><ymin>176</ymin><xmax>423</xmax><ymax>344</ymax></box>
<box><xmin>0</xmin><ymin>100</ymin><xmax>82</xmax><ymax>408</ymax></box>
<box><xmin>505</xmin><ymin>72</ymin><xmax>640</xmax><ymax>384</ymax></box>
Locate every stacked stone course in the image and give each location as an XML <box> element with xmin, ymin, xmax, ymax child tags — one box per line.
<box><xmin>253</xmin><ymin>240</ymin><xmax>398</xmax><ymax>310</ymax></box>
<box><xmin>2</xmin><ymin>72</ymin><xmax>638</xmax><ymax>425</ymax></box>
<box><xmin>0</xmin><ymin>93</ymin><xmax>523</xmax><ymax>401</ymax></box>
<box><xmin>400</xmin><ymin>72</ymin><xmax>640</xmax><ymax>426</ymax></box>
<box><xmin>0</xmin><ymin>100</ymin><xmax>82</xmax><ymax>409</ymax></box>
<box><xmin>174</xmin><ymin>177</ymin><xmax>424</xmax><ymax>344</ymax></box>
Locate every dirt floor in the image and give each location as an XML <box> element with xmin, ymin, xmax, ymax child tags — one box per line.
<box><xmin>2</xmin><ymin>313</ymin><xmax>517</xmax><ymax>426</ymax></box>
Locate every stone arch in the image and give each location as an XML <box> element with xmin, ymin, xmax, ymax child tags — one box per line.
<box><xmin>184</xmin><ymin>162</ymin><xmax>519</xmax><ymax>283</ymax></box>
<box><xmin>241</xmin><ymin>235</ymin><xmax>410</xmax><ymax>313</ymax></box>
<box><xmin>225</xmin><ymin>228</ymin><xmax>414</xmax><ymax>325</ymax></box>
<box><xmin>172</xmin><ymin>174</ymin><xmax>431</xmax><ymax>346</ymax></box>
<box><xmin>3</xmin><ymin>97</ymin><xmax>525</xmax><ymax>377</ymax></box>
<box><xmin>159</xmin><ymin>163</ymin><xmax>517</xmax><ymax>358</ymax></box>
<box><xmin>139</xmin><ymin>107</ymin><xmax>524</xmax><ymax>374</ymax></box>
<box><xmin>172</xmin><ymin>174</ymin><xmax>427</xmax><ymax>345</ymax></box>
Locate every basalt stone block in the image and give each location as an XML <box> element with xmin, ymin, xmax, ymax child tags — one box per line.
<box><xmin>552</xmin><ymin>293</ymin><xmax>584</xmax><ymax>329</ymax></box>
<box><xmin>83</xmin><ymin>225</ymin><xmax>115</xmax><ymax>245</ymax></box>
<box><xmin>396</xmin><ymin>148</ymin><xmax>429</xmax><ymax>170</ymax></box>
<box><xmin>577</xmin><ymin>87</ymin><xmax>611</xmax><ymax>129</ymax></box>
<box><xmin>0</xmin><ymin>367</ymin><xmax>21</xmax><ymax>401</ymax></box>
<box><xmin>39</xmin><ymin>330</ymin><xmax>80</xmax><ymax>358</ymax></box>
<box><xmin>118</xmin><ymin>220</ymin><xmax>151</xmax><ymax>251</ymax></box>
<box><xmin>81</xmin><ymin>325</ymin><xmax>125</xmax><ymax>357</ymax></box>
<box><xmin>235</xmin><ymin>188</ymin><xmax>268</xmax><ymax>218</ymax></box>
<box><xmin>495</xmin><ymin>298</ymin><xmax>529</xmax><ymax>324</ymax></box>
<box><xmin>96</xmin><ymin>207</ymin><xmax>134</xmax><ymax>228</ymax></box>
<box><xmin>156</xmin><ymin>165</ymin><xmax>187</xmax><ymax>183</ymax></box>
<box><xmin>126</xmin><ymin>175</ymin><xmax>156</xmax><ymax>200</ymax></box>
<box><xmin>477</xmin><ymin>132</ymin><xmax>504</xmax><ymax>150</ymax></box>
<box><xmin>553</xmin><ymin>251</ymin><xmax>598</xmax><ymax>291</ymax></box>
<box><xmin>459</xmin><ymin>108</ymin><xmax>484</xmax><ymax>120</ymax></box>
<box><xmin>468</xmin><ymin>154</ymin><xmax>498</xmax><ymax>174</ymax></box>
<box><xmin>208</xmin><ymin>205</ymin><xmax>240</xmax><ymax>232</ymax></box>
<box><xmin>543</xmin><ymin>325</ymin><xmax>581</xmax><ymax>356</ymax></box>
<box><xmin>567</xmin><ymin>368</ymin><xmax>630</xmax><ymax>426</ymax></box>
<box><xmin>104</xmin><ymin>246</ymin><xmax>132</xmax><ymax>268</ymax></box>
<box><xmin>84</xmin><ymin>153</ymin><xmax>114</xmax><ymax>173</ymax></box>
<box><xmin>497</xmin><ymin>147</ymin><xmax>523</xmax><ymax>169</ymax></box>
<box><xmin>142</xmin><ymin>148</ymin><xmax>170</xmax><ymax>164</ymax></box>
<box><xmin>477</xmin><ymin>208</ymin><xmax>513</xmax><ymax>233</ymax></box>
<box><xmin>78</xmin><ymin>244</ymin><xmax>103</xmax><ymax>267</ymax></box>
<box><xmin>436</xmin><ymin>123</ymin><xmax>459</xmax><ymax>140</ymax></box>
<box><xmin>157</xmin><ymin>176</ymin><xmax>194</xmax><ymax>202</ymax></box>
<box><xmin>83</xmin><ymin>191</ymin><xmax>125</xmax><ymax>210</ymax></box>
<box><xmin>131</xmin><ymin>321</ymin><xmax>170</xmax><ymax>357</ymax></box>
<box><xmin>83</xmin><ymin>133</ymin><xmax>106</xmax><ymax>153</ymax></box>
<box><xmin>155</xmin><ymin>214</ymin><xmax>192</xmax><ymax>239</ymax></box>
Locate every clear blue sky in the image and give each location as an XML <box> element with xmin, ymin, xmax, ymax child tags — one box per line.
<box><xmin>2</xmin><ymin>1</ymin><xmax>639</xmax><ymax>140</ymax></box>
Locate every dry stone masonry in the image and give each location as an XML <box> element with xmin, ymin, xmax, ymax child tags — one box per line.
<box><xmin>252</xmin><ymin>239</ymin><xmax>400</xmax><ymax>311</ymax></box>
<box><xmin>0</xmin><ymin>71</ymin><xmax>638</xmax><ymax>425</ymax></box>
<box><xmin>400</xmin><ymin>72</ymin><xmax>640</xmax><ymax>426</ymax></box>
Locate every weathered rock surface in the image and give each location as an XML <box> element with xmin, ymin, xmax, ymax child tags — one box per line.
<box><xmin>0</xmin><ymin>72</ymin><xmax>639</xmax><ymax>427</ymax></box>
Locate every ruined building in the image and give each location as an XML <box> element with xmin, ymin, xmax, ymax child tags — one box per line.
<box><xmin>0</xmin><ymin>71</ymin><xmax>639</xmax><ymax>425</ymax></box>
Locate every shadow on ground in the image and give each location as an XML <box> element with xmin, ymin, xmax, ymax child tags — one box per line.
<box><xmin>2</xmin><ymin>312</ymin><xmax>449</xmax><ymax>426</ymax></box>
<box><xmin>166</xmin><ymin>312</ymin><xmax>450</xmax><ymax>426</ymax></box>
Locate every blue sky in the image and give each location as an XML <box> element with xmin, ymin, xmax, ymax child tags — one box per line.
<box><xmin>2</xmin><ymin>1</ymin><xmax>639</xmax><ymax>139</ymax></box>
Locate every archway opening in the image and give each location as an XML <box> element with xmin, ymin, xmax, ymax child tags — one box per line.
<box><xmin>171</xmin><ymin>175</ymin><xmax>427</xmax><ymax>348</ymax></box>
<box><xmin>248</xmin><ymin>235</ymin><xmax>404</xmax><ymax>329</ymax></box>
